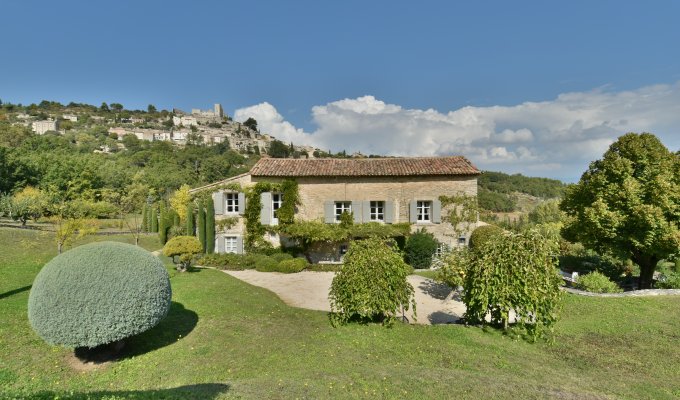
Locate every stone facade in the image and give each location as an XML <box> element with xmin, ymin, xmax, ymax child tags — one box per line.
<box><xmin>32</xmin><ymin>119</ymin><xmax>59</xmax><ymax>135</ymax></box>
<box><xmin>191</xmin><ymin>160</ymin><xmax>480</xmax><ymax>260</ymax></box>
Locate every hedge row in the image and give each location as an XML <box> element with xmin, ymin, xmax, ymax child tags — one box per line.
<box><xmin>198</xmin><ymin>252</ymin><xmax>309</xmax><ymax>274</ymax></box>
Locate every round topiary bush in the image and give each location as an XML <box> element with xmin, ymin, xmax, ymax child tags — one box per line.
<box><xmin>28</xmin><ymin>241</ymin><xmax>172</xmax><ymax>349</ymax></box>
<box><xmin>575</xmin><ymin>271</ymin><xmax>623</xmax><ymax>293</ymax></box>
<box><xmin>469</xmin><ymin>224</ymin><xmax>504</xmax><ymax>252</ymax></box>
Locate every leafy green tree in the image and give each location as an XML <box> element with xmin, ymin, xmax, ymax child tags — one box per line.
<box><xmin>469</xmin><ymin>224</ymin><xmax>504</xmax><ymax>252</ymax></box>
<box><xmin>528</xmin><ymin>199</ymin><xmax>564</xmax><ymax>225</ymax></box>
<box><xmin>463</xmin><ymin>230</ymin><xmax>562</xmax><ymax>341</ymax></box>
<box><xmin>404</xmin><ymin>229</ymin><xmax>439</xmax><ymax>269</ymax></box>
<box><xmin>163</xmin><ymin>236</ymin><xmax>203</xmax><ymax>272</ymax></box>
<box><xmin>329</xmin><ymin>238</ymin><xmax>416</xmax><ymax>326</ymax></box>
<box><xmin>205</xmin><ymin>196</ymin><xmax>215</xmax><ymax>254</ymax></box>
<box><xmin>243</xmin><ymin>117</ymin><xmax>258</xmax><ymax>131</ymax></box>
<box><xmin>110</xmin><ymin>103</ymin><xmax>124</xmax><ymax>112</ymax></box>
<box><xmin>150</xmin><ymin>207</ymin><xmax>158</xmax><ymax>233</ymax></box>
<box><xmin>5</xmin><ymin>186</ymin><xmax>48</xmax><ymax>225</ymax></box>
<box><xmin>100</xmin><ymin>102</ymin><xmax>110</xmax><ymax>112</ymax></box>
<box><xmin>268</xmin><ymin>140</ymin><xmax>290</xmax><ymax>158</ymax></box>
<box><xmin>197</xmin><ymin>201</ymin><xmax>206</xmax><ymax>252</ymax></box>
<box><xmin>158</xmin><ymin>202</ymin><xmax>168</xmax><ymax>245</ymax></box>
<box><xmin>560</xmin><ymin>133</ymin><xmax>680</xmax><ymax>289</ymax></box>
<box><xmin>147</xmin><ymin>104</ymin><xmax>157</xmax><ymax>114</ymax></box>
<box><xmin>141</xmin><ymin>204</ymin><xmax>149</xmax><ymax>232</ymax></box>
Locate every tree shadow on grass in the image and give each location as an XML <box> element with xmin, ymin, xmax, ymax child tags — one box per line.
<box><xmin>75</xmin><ymin>301</ymin><xmax>198</xmax><ymax>363</ymax></box>
<box><xmin>0</xmin><ymin>285</ymin><xmax>31</xmax><ymax>300</ymax></box>
<box><xmin>427</xmin><ymin>310</ymin><xmax>462</xmax><ymax>325</ymax></box>
<box><xmin>25</xmin><ymin>383</ymin><xmax>230</xmax><ymax>399</ymax></box>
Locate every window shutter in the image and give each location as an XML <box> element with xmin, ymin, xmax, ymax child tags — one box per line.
<box><xmin>409</xmin><ymin>201</ymin><xmax>417</xmax><ymax>223</ymax></box>
<box><xmin>237</xmin><ymin>192</ymin><xmax>246</xmax><ymax>215</ymax></box>
<box><xmin>384</xmin><ymin>201</ymin><xmax>394</xmax><ymax>224</ymax></box>
<box><xmin>213</xmin><ymin>191</ymin><xmax>224</xmax><ymax>215</ymax></box>
<box><xmin>260</xmin><ymin>192</ymin><xmax>272</xmax><ymax>226</ymax></box>
<box><xmin>217</xmin><ymin>235</ymin><xmax>225</xmax><ymax>253</ymax></box>
<box><xmin>236</xmin><ymin>236</ymin><xmax>244</xmax><ymax>254</ymax></box>
<box><xmin>433</xmin><ymin>200</ymin><xmax>442</xmax><ymax>224</ymax></box>
<box><xmin>351</xmin><ymin>200</ymin><xmax>362</xmax><ymax>223</ymax></box>
<box><xmin>324</xmin><ymin>201</ymin><xmax>334</xmax><ymax>223</ymax></box>
<box><xmin>362</xmin><ymin>201</ymin><xmax>371</xmax><ymax>223</ymax></box>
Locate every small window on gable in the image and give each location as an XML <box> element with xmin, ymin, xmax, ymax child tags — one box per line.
<box><xmin>370</xmin><ymin>201</ymin><xmax>384</xmax><ymax>221</ymax></box>
<box><xmin>334</xmin><ymin>201</ymin><xmax>351</xmax><ymax>222</ymax></box>
<box><xmin>417</xmin><ymin>201</ymin><xmax>432</xmax><ymax>222</ymax></box>
<box><xmin>225</xmin><ymin>193</ymin><xmax>239</xmax><ymax>214</ymax></box>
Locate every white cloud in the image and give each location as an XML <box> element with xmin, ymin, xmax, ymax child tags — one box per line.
<box><xmin>234</xmin><ymin>82</ymin><xmax>680</xmax><ymax>182</ymax></box>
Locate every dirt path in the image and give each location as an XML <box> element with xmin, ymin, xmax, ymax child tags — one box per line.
<box><xmin>223</xmin><ymin>270</ymin><xmax>466</xmax><ymax>325</ymax></box>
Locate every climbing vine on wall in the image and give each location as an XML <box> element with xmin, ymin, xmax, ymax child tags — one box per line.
<box><xmin>243</xmin><ymin>180</ymin><xmax>300</xmax><ymax>248</ymax></box>
<box><xmin>439</xmin><ymin>194</ymin><xmax>480</xmax><ymax>237</ymax></box>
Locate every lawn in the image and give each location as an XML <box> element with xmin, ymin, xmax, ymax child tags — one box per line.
<box><xmin>1</xmin><ymin>226</ymin><xmax>679</xmax><ymax>399</ymax></box>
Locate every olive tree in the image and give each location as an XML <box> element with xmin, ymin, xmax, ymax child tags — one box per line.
<box><xmin>560</xmin><ymin>133</ymin><xmax>680</xmax><ymax>289</ymax></box>
<box><xmin>329</xmin><ymin>238</ymin><xmax>415</xmax><ymax>326</ymax></box>
<box><xmin>163</xmin><ymin>235</ymin><xmax>203</xmax><ymax>272</ymax></box>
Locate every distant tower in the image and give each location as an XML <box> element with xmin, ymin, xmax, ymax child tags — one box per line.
<box><xmin>214</xmin><ymin>104</ymin><xmax>224</xmax><ymax>118</ymax></box>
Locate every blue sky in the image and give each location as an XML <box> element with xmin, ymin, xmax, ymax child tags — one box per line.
<box><xmin>2</xmin><ymin>1</ymin><xmax>680</xmax><ymax>181</ymax></box>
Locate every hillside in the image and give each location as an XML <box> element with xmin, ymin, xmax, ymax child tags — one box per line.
<box><xmin>477</xmin><ymin>171</ymin><xmax>566</xmax><ymax>212</ymax></box>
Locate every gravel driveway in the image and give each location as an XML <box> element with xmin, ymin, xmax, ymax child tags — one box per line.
<box><xmin>223</xmin><ymin>270</ymin><xmax>466</xmax><ymax>325</ymax></box>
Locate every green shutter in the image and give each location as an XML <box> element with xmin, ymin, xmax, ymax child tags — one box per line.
<box><xmin>213</xmin><ymin>191</ymin><xmax>224</xmax><ymax>215</ymax></box>
<box><xmin>237</xmin><ymin>192</ymin><xmax>246</xmax><ymax>215</ymax></box>
<box><xmin>433</xmin><ymin>200</ymin><xmax>442</xmax><ymax>224</ymax></box>
<box><xmin>362</xmin><ymin>201</ymin><xmax>371</xmax><ymax>222</ymax></box>
<box><xmin>384</xmin><ymin>201</ymin><xmax>394</xmax><ymax>224</ymax></box>
<box><xmin>260</xmin><ymin>192</ymin><xmax>272</xmax><ymax>225</ymax></box>
<box><xmin>409</xmin><ymin>201</ymin><xmax>417</xmax><ymax>223</ymax></box>
<box><xmin>236</xmin><ymin>236</ymin><xmax>244</xmax><ymax>254</ymax></box>
<box><xmin>351</xmin><ymin>200</ymin><xmax>362</xmax><ymax>223</ymax></box>
<box><xmin>217</xmin><ymin>235</ymin><xmax>225</xmax><ymax>253</ymax></box>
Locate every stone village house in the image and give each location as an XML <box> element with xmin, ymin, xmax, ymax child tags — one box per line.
<box><xmin>190</xmin><ymin>156</ymin><xmax>481</xmax><ymax>262</ymax></box>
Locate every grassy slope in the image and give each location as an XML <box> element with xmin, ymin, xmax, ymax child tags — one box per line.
<box><xmin>1</xmin><ymin>227</ymin><xmax>679</xmax><ymax>399</ymax></box>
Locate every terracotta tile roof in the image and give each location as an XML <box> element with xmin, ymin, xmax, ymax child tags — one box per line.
<box><xmin>250</xmin><ymin>156</ymin><xmax>480</xmax><ymax>177</ymax></box>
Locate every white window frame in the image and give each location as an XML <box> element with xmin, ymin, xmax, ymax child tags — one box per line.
<box><xmin>225</xmin><ymin>236</ymin><xmax>238</xmax><ymax>254</ymax></box>
<box><xmin>370</xmin><ymin>201</ymin><xmax>384</xmax><ymax>222</ymax></box>
<box><xmin>417</xmin><ymin>200</ymin><xmax>432</xmax><ymax>222</ymax></box>
<box><xmin>225</xmin><ymin>192</ymin><xmax>239</xmax><ymax>214</ymax></box>
<box><xmin>272</xmin><ymin>193</ymin><xmax>283</xmax><ymax>224</ymax></box>
<box><xmin>334</xmin><ymin>201</ymin><xmax>352</xmax><ymax>222</ymax></box>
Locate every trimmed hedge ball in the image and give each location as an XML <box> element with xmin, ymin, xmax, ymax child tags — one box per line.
<box><xmin>28</xmin><ymin>241</ymin><xmax>172</xmax><ymax>349</ymax></box>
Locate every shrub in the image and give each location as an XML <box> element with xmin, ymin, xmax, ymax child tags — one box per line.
<box><xmin>270</xmin><ymin>252</ymin><xmax>294</xmax><ymax>263</ymax></box>
<box><xmin>575</xmin><ymin>271</ymin><xmax>623</xmax><ymax>293</ymax></box>
<box><xmin>275</xmin><ymin>258</ymin><xmax>309</xmax><ymax>273</ymax></box>
<box><xmin>656</xmin><ymin>271</ymin><xmax>680</xmax><ymax>289</ymax></box>
<box><xmin>254</xmin><ymin>256</ymin><xmax>280</xmax><ymax>272</ymax></box>
<box><xmin>329</xmin><ymin>238</ymin><xmax>415</xmax><ymax>326</ymax></box>
<box><xmin>404</xmin><ymin>230</ymin><xmax>438</xmax><ymax>269</ymax></box>
<box><xmin>437</xmin><ymin>248</ymin><xmax>471</xmax><ymax>289</ymax></box>
<box><xmin>163</xmin><ymin>236</ymin><xmax>203</xmax><ymax>272</ymax></box>
<box><xmin>469</xmin><ymin>224</ymin><xmax>504</xmax><ymax>252</ymax></box>
<box><xmin>464</xmin><ymin>230</ymin><xmax>562</xmax><ymax>341</ymax></box>
<box><xmin>28</xmin><ymin>242</ymin><xmax>171</xmax><ymax>349</ymax></box>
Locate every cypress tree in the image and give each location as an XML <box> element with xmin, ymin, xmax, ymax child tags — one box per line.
<box><xmin>141</xmin><ymin>204</ymin><xmax>148</xmax><ymax>232</ymax></box>
<box><xmin>173</xmin><ymin>211</ymin><xmax>180</xmax><ymax>227</ymax></box>
<box><xmin>197</xmin><ymin>201</ymin><xmax>206</xmax><ymax>253</ymax></box>
<box><xmin>150</xmin><ymin>207</ymin><xmax>158</xmax><ymax>233</ymax></box>
<box><xmin>159</xmin><ymin>202</ymin><xmax>167</xmax><ymax>245</ymax></box>
<box><xmin>186</xmin><ymin>203</ymin><xmax>195</xmax><ymax>236</ymax></box>
<box><xmin>205</xmin><ymin>196</ymin><xmax>215</xmax><ymax>254</ymax></box>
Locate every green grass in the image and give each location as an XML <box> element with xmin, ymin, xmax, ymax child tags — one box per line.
<box><xmin>2</xmin><ymin>227</ymin><xmax>680</xmax><ymax>399</ymax></box>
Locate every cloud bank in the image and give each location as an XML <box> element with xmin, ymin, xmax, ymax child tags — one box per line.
<box><xmin>234</xmin><ymin>82</ymin><xmax>680</xmax><ymax>182</ymax></box>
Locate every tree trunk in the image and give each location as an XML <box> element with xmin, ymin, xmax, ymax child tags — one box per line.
<box><xmin>632</xmin><ymin>253</ymin><xmax>659</xmax><ymax>290</ymax></box>
<box><xmin>58</xmin><ymin>242</ymin><xmax>63</xmax><ymax>255</ymax></box>
<box><xmin>135</xmin><ymin>235</ymin><xmax>139</xmax><ymax>246</ymax></box>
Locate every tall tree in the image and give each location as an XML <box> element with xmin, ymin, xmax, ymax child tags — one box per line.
<box><xmin>185</xmin><ymin>202</ymin><xmax>195</xmax><ymax>236</ymax></box>
<box><xmin>158</xmin><ymin>202</ymin><xmax>168</xmax><ymax>244</ymax></box>
<box><xmin>150</xmin><ymin>206</ymin><xmax>158</xmax><ymax>233</ymax></box>
<box><xmin>205</xmin><ymin>196</ymin><xmax>215</xmax><ymax>254</ymax></box>
<box><xmin>197</xmin><ymin>201</ymin><xmax>206</xmax><ymax>253</ymax></box>
<box><xmin>561</xmin><ymin>133</ymin><xmax>680</xmax><ymax>289</ymax></box>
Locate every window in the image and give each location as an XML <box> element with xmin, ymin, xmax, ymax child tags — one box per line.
<box><xmin>417</xmin><ymin>201</ymin><xmax>432</xmax><ymax>222</ymax></box>
<box><xmin>458</xmin><ymin>236</ymin><xmax>467</xmax><ymax>246</ymax></box>
<box><xmin>339</xmin><ymin>244</ymin><xmax>348</xmax><ymax>256</ymax></box>
<box><xmin>225</xmin><ymin>236</ymin><xmax>238</xmax><ymax>254</ymax></box>
<box><xmin>370</xmin><ymin>201</ymin><xmax>384</xmax><ymax>221</ymax></box>
<box><xmin>334</xmin><ymin>201</ymin><xmax>351</xmax><ymax>221</ymax></box>
<box><xmin>272</xmin><ymin>193</ymin><xmax>283</xmax><ymax>223</ymax></box>
<box><xmin>225</xmin><ymin>193</ymin><xmax>239</xmax><ymax>213</ymax></box>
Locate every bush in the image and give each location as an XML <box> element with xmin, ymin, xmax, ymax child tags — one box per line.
<box><xmin>575</xmin><ymin>271</ymin><xmax>623</xmax><ymax>293</ymax></box>
<box><xmin>28</xmin><ymin>242</ymin><xmax>171</xmax><ymax>349</ymax></box>
<box><xmin>275</xmin><ymin>258</ymin><xmax>309</xmax><ymax>273</ymax></box>
<box><xmin>656</xmin><ymin>271</ymin><xmax>680</xmax><ymax>289</ymax></box>
<box><xmin>198</xmin><ymin>253</ymin><xmax>247</xmax><ymax>270</ymax></box>
<box><xmin>270</xmin><ymin>253</ymin><xmax>294</xmax><ymax>263</ymax></box>
<box><xmin>163</xmin><ymin>236</ymin><xmax>203</xmax><ymax>272</ymax></box>
<box><xmin>254</xmin><ymin>256</ymin><xmax>280</xmax><ymax>272</ymax></box>
<box><xmin>469</xmin><ymin>224</ymin><xmax>504</xmax><ymax>252</ymax></box>
<box><xmin>404</xmin><ymin>230</ymin><xmax>438</xmax><ymax>269</ymax></box>
<box><xmin>329</xmin><ymin>238</ymin><xmax>415</xmax><ymax>326</ymax></box>
<box><xmin>463</xmin><ymin>230</ymin><xmax>562</xmax><ymax>341</ymax></box>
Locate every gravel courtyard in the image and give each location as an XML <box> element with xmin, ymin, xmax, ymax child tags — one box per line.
<box><xmin>223</xmin><ymin>270</ymin><xmax>466</xmax><ymax>324</ymax></box>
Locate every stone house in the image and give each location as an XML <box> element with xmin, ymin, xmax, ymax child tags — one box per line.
<box><xmin>190</xmin><ymin>156</ymin><xmax>480</xmax><ymax>261</ymax></box>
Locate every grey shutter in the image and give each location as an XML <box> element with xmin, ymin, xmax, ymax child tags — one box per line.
<box><xmin>213</xmin><ymin>191</ymin><xmax>224</xmax><ymax>215</ymax></box>
<box><xmin>433</xmin><ymin>200</ymin><xmax>442</xmax><ymax>224</ymax></box>
<box><xmin>217</xmin><ymin>235</ymin><xmax>225</xmax><ymax>253</ymax></box>
<box><xmin>236</xmin><ymin>236</ymin><xmax>244</xmax><ymax>254</ymax></box>
<box><xmin>384</xmin><ymin>200</ymin><xmax>394</xmax><ymax>224</ymax></box>
<box><xmin>409</xmin><ymin>201</ymin><xmax>417</xmax><ymax>223</ymax></box>
<box><xmin>352</xmin><ymin>200</ymin><xmax>362</xmax><ymax>223</ymax></box>
<box><xmin>324</xmin><ymin>201</ymin><xmax>335</xmax><ymax>223</ymax></box>
<box><xmin>260</xmin><ymin>192</ymin><xmax>272</xmax><ymax>226</ymax></box>
<box><xmin>237</xmin><ymin>192</ymin><xmax>246</xmax><ymax>215</ymax></box>
<box><xmin>362</xmin><ymin>201</ymin><xmax>371</xmax><ymax>223</ymax></box>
